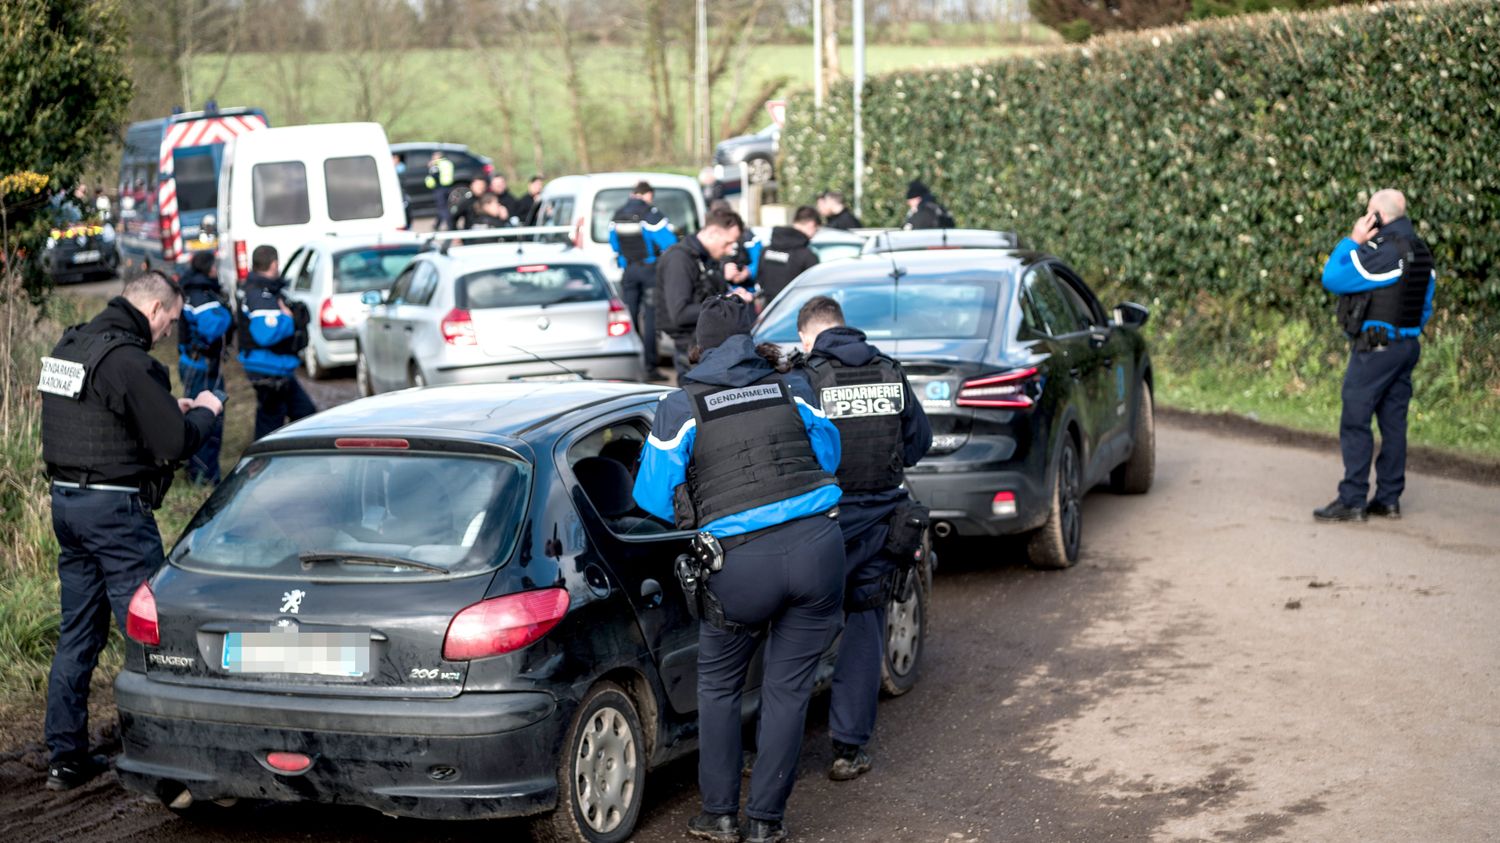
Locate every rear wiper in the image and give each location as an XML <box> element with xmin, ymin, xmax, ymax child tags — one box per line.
<box><xmin>298</xmin><ymin>551</ymin><xmax>449</xmax><ymax>574</ymax></box>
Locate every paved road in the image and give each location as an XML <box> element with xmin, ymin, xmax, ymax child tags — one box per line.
<box><xmin>1</xmin><ymin>417</ymin><xmax>1495</xmax><ymax>842</ymax></box>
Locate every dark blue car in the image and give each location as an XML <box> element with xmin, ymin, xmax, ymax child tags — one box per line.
<box><xmin>755</xmin><ymin>249</ymin><xmax>1155</xmax><ymax>569</ymax></box>
<box><xmin>116</xmin><ymin>381</ymin><xmax>932</xmax><ymax>842</ymax></box>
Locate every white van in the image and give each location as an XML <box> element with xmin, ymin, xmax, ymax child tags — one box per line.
<box><xmin>215</xmin><ymin>122</ymin><xmax>405</xmax><ymax>285</ymax></box>
<box><xmin>534</xmin><ymin>172</ymin><xmax>706</xmax><ymax>283</ymax></box>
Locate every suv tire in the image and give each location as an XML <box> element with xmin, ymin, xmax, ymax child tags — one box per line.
<box><xmin>1110</xmin><ymin>383</ymin><xmax>1155</xmax><ymax>494</ymax></box>
<box><xmin>1027</xmin><ymin>435</ymin><xmax>1082</xmax><ymax>569</ymax></box>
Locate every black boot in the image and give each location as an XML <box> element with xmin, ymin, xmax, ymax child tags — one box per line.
<box><xmin>1366</xmin><ymin>501</ymin><xmax>1401</xmax><ymax>519</ymax></box>
<box><xmin>688</xmin><ymin>811</ymin><xmax>742</xmax><ymax>843</ymax></box>
<box><xmin>829</xmin><ymin>739</ymin><xmax>872</xmax><ymax>781</ymax></box>
<box><xmin>1313</xmin><ymin>500</ymin><xmax>1367</xmax><ymax>522</ymax></box>
<box><xmin>742</xmin><ymin>817</ymin><xmax>788</xmax><ymax>843</ymax></box>
<box><xmin>46</xmin><ymin>754</ymin><xmax>109</xmax><ymax>792</ymax></box>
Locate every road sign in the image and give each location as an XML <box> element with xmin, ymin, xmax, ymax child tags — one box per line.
<box><xmin>766</xmin><ymin>100</ymin><xmax>786</xmax><ymax>128</ymax></box>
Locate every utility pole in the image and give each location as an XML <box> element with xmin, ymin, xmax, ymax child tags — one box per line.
<box><xmin>812</xmin><ymin>0</ymin><xmax>823</xmax><ymax>111</ymax></box>
<box><xmin>695</xmin><ymin>0</ymin><xmax>709</xmax><ymax>160</ymax></box>
<box><xmin>853</xmin><ymin>0</ymin><xmax>865</xmax><ymax>218</ymax></box>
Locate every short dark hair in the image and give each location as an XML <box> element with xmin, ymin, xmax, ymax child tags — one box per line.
<box><xmin>530</xmin><ymin>174</ymin><xmax>544</xmax><ymax>183</ymax></box>
<box><xmin>823</xmin><ymin>190</ymin><xmax>845</xmax><ymax>205</ymax></box>
<box><xmin>797</xmin><ymin>295</ymin><xmax>845</xmax><ymax>333</ymax></box>
<box><xmin>123</xmin><ymin>270</ymin><xmax>182</xmax><ymax>309</ymax></box>
<box><xmin>704</xmin><ymin>206</ymin><xmax>744</xmax><ymax>233</ymax></box>
<box><xmin>633</xmin><ymin>180</ymin><xmax>653</xmax><ymax>195</ymax></box>
<box><xmin>251</xmin><ymin>244</ymin><xmax>278</xmax><ymax>272</ymax></box>
<box><xmin>793</xmin><ymin>205</ymin><xmax>821</xmax><ymax>225</ymax></box>
<box><xmin>189</xmin><ymin>250</ymin><xmax>215</xmax><ymax>274</ymax></box>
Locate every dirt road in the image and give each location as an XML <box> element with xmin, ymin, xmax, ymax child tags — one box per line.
<box><xmin>2</xmin><ymin>416</ymin><xmax>1495</xmax><ymax>842</ymax></box>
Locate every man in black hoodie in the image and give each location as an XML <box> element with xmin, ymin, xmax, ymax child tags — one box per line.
<box><xmin>656</xmin><ymin>206</ymin><xmax>752</xmax><ymax>375</ymax></box>
<box><xmin>39</xmin><ymin>271</ymin><xmax>223</xmax><ymax>791</ymax></box>
<box><xmin>792</xmin><ymin>295</ymin><xmax>931</xmax><ymax>783</ymax></box>
<box><xmin>902</xmin><ymin>179</ymin><xmax>956</xmax><ymax>230</ymax></box>
<box><xmin>756</xmin><ymin>205</ymin><xmax>822</xmax><ymax>305</ymax></box>
<box><xmin>818</xmin><ymin>191</ymin><xmax>862</xmax><ymax>230</ymax></box>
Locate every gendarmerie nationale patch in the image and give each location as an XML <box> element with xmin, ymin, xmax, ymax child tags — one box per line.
<box><xmin>821</xmin><ymin>382</ymin><xmax>904</xmax><ymax>418</ymax></box>
<box><xmin>38</xmin><ymin>357</ymin><xmax>86</xmax><ymax>399</ymax></box>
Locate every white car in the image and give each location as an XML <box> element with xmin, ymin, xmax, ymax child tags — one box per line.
<box><xmin>354</xmin><ymin>240</ymin><xmax>643</xmax><ymax>395</ymax></box>
<box><xmin>280</xmin><ymin>234</ymin><xmax>424</xmax><ymax>379</ymax></box>
<box><xmin>533</xmin><ymin>172</ymin><xmax>706</xmax><ymax>283</ymax></box>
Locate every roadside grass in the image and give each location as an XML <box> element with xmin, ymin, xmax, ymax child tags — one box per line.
<box><xmin>191</xmin><ymin>42</ymin><xmax>1049</xmax><ymax>179</ymax></box>
<box><xmin>0</xmin><ymin>289</ymin><xmax>257</xmax><ymax>721</ymax></box>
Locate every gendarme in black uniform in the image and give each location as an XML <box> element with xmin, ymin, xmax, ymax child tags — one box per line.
<box><xmin>656</xmin><ymin>234</ymin><xmax>728</xmax><ymax>375</ymax></box>
<box><xmin>39</xmin><ymin>294</ymin><xmax>217</xmax><ymax>788</ymax></box>
<box><xmin>755</xmin><ymin>225</ymin><xmax>820</xmax><ymax>303</ymax></box>
<box><xmin>796</xmin><ymin>323</ymin><xmax>931</xmax><ymax>780</ymax></box>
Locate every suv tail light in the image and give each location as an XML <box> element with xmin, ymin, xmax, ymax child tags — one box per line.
<box><xmin>319</xmin><ymin>298</ymin><xmax>344</xmax><ymax>329</ymax></box>
<box><xmin>126</xmin><ymin>584</ymin><xmax>159</xmax><ymax>646</ymax></box>
<box><xmin>571</xmin><ymin>215</ymin><xmax>587</xmax><ymax>248</ymax></box>
<box><xmin>234</xmin><ymin>240</ymin><xmax>249</xmax><ymax>281</ymax></box>
<box><xmin>441</xmin><ymin>308</ymin><xmax>476</xmax><ymax>345</ymax></box>
<box><xmin>443</xmin><ymin>588</ymin><xmax>571</xmax><ymax>661</ymax></box>
<box><xmin>957</xmin><ymin>367</ymin><xmax>1040</xmax><ymax>409</ymax></box>
<box><xmin>607</xmin><ymin>298</ymin><xmax>631</xmax><ymax>337</ymax></box>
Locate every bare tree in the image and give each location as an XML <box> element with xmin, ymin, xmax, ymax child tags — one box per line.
<box><xmin>325</xmin><ymin>0</ymin><xmax>418</xmax><ymax>130</ymax></box>
<box><xmin>128</xmin><ymin>0</ymin><xmax>246</xmax><ymax>113</ymax></box>
<box><xmin>822</xmin><ymin>0</ymin><xmax>841</xmax><ymax>88</ymax></box>
<box><xmin>464</xmin><ymin>3</ymin><xmax>520</xmax><ymax>176</ymax></box>
<box><xmin>543</xmin><ymin>1</ymin><xmax>591</xmax><ymax>171</ymax></box>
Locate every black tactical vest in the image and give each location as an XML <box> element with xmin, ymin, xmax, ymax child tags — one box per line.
<box><xmin>803</xmin><ymin>354</ymin><xmax>906</xmax><ymax>493</ymax></box>
<box><xmin>1363</xmin><ymin>233</ymin><xmax>1433</xmax><ymax>334</ymax></box>
<box><xmin>40</xmin><ymin>326</ymin><xmax>154</xmax><ymax>481</ymax></box>
<box><xmin>612</xmin><ymin>208</ymin><xmax>650</xmax><ymax>265</ymax></box>
<box><xmin>679</xmin><ymin>375</ymin><xmax>836</xmax><ymax>528</ymax></box>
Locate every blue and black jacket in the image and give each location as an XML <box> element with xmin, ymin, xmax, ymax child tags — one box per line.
<box><xmin>237</xmin><ymin>273</ymin><xmax>300</xmax><ymax>378</ymax></box>
<box><xmin>177</xmin><ymin>269</ymin><xmax>233</xmax><ymax>376</ymax></box>
<box><xmin>1321</xmin><ymin>215</ymin><xmax>1437</xmax><ymax>339</ymax></box>
<box><xmin>634</xmin><ymin>335</ymin><xmax>843</xmax><ymax>539</ymax></box>
<box><xmin>608</xmin><ymin>198</ymin><xmax>676</xmax><ymax>269</ymax></box>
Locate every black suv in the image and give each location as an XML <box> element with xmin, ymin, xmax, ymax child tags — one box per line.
<box><xmin>755</xmin><ymin>249</ymin><xmax>1154</xmax><ymax>568</ymax></box>
<box><xmin>390</xmin><ymin>142</ymin><xmax>494</xmax><ymax>218</ymax></box>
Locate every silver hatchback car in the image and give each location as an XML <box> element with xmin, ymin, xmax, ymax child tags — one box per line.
<box><xmin>354</xmin><ymin>241</ymin><xmax>643</xmax><ymax>395</ymax></box>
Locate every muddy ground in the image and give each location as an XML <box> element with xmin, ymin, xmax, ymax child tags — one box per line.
<box><xmin>1</xmin><ymin>416</ymin><xmax>1495</xmax><ymax>841</ymax></box>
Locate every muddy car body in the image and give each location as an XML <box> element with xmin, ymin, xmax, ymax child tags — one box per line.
<box><xmin>115</xmin><ymin>381</ymin><xmax>932</xmax><ymax>841</ymax></box>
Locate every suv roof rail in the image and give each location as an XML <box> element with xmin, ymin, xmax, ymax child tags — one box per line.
<box><xmin>421</xmin><ymin>226</ymin><xmax>574</xmax><ymax>255</ymax></box>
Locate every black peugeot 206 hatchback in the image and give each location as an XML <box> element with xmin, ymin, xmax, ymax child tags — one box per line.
<box><xmin>115</xmin><ymin>381</ymin><xmax>934</xmax><ymax>843</ymax></box>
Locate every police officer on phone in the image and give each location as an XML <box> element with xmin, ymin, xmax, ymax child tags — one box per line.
<box><xmin>609</xmin><ymin>181</ymin><xmax>676</xmax><ymax>381</ymax></box>
<box><xmin>238</xmin><ymin>245</ymin><xmax>316</xmax><ymax>439</ymax></box>
<box><xmin>657</xmin><ymin>207</ymin><xmax>754</xmax><ymax>376</ymax></box>
<box><xmin>39</xmin><ymin>271</ymin><xmax>223</xmax><ymax>791</ymax></box>
<box><xmin>633</xmin><ymin>296</ymin><xmax>845</xmax><ymax>843</ymax></box>
<box><xmin>792</xmin><ymin>295</ymin><xmax>931</xmax><ymax>780</ymax></box>
<box><xmin>177</xmin><ymin>250</ymin><xmax>234</xmax><ymax>485</ymax></box>
<box><xmin>1315</xmin><ymin>188</ymin><xmax>1436</xmax><ymax>522</ymax></box>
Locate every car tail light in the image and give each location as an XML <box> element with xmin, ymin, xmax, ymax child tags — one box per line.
<box><xmin>957</xmin><ymin>367</ymin><xmax>1040</xmax><ymax>409</ymax></box>
<box><xmin>265</xmin><ymin>752</ymin><xmax>313</xmax><ymax>774</ymax></box>
<box><xmin>992</xmin><ymin>491</ymin><xmax>1018</xmax><ymax>518</ymax></box>
<box><xmin>126</xmin><ymin>584</ymin><xmax>159</xmax><ymax>646</ymax></box>
<box><xmin>443</xmin><ymin>588</ymin><xmax>571</xmax><ymax>661</ymax></box>
<box><xmin>319</xmin><ymin>298</ymin><xmax>344</xmax><ymax>329</ymax></box>
<box><xmin>441</xmin><ymin>308</ymin><xmax>476</xmax><ymax>346</ymax></box>
<box><xmin>571</xmin><ymin>215</ymin><xmax>587</xmax><ymax>248</ymax></box>
<box><xmin>607</xmin><ymin>298</ymin><xmax>631</xmax><ymax>338</ymax></box>
<box><xmin>234</xmin><ymin>240</ymin><xmax>249</xmax><ymax>281</ymax></box>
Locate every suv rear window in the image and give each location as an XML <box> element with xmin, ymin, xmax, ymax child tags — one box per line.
<box><xmin>459</xmin><ymin>264</ymin><xmax>608</xmax><ymax>309</ymax></box>
<box><xmin>171</xmin><ymin>453</ymin><xmax>530</xmax><ymax>579</ymax></box>
<box><xmin>759</xmin><ymin>279</ymin><xmax>1001</xmax><ymax>342</ymax></box>
<box><xmin>590</xmin><ymin>187</ymin><xmax>698</xmax><ymax>242</ymax></box>
<box><xmin>325</xmin><ymin>156</ymin><xmax>384</xmax><ymax>221</ymax></box>
<box><xmin>333</xmin><ymin>245</ymin><xmax>421</xmax><ymax>293</ymax></box>
<box><xmin>252</xmin><ymin>161</ymin><xmax>310</xmax><ymax>226</ymax></box>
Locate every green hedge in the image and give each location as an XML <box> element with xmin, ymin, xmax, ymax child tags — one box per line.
<box><xmin>782</xmin><ymin>0</ymin><xmax>1500</xmax><ymax>454</ymax></box>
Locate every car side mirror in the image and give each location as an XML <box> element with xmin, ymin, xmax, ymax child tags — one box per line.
<box><xmin>361</xmin><ymin>290</ymin><xmax>384</xmax><ymax>306</ymax></box>
<box><xmin>1113</xmin><ymin>302</ymin><xmax>1150</xmax><ymax>328</ymax></box>
<box><xmin>200</xmin><ymin>214</ymin><xmax>216</xmax><ymax>236</ymax></box>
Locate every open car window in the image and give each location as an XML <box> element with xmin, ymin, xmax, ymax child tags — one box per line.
<box><xmin>566</xmin><ymin>418</ymin><xmax>672</xmax><ymax>537</ymax></box>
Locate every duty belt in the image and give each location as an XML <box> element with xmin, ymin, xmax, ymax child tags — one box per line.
<box><xmin>716</xmin><ymin>507</ymin><xmax>839</xmax><ymax>553</ymax></box>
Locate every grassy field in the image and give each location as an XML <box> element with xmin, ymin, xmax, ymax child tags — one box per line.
<box><xmin>191</xmin><ymin>41</ymin><xmax>1051</xmax><ymax>180</ymax></box>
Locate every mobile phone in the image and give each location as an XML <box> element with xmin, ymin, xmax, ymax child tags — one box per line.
<box><xmin>1370</xmin><ymin>211</ymin><xmax>1383</xmax><ymax>229</ymax></box>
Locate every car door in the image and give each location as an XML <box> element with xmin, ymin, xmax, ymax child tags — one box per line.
<box><xmin>1022</xmin><ymin>263</ymin><xmax>1102</xmax><ymax>460</ymax></box>
<box><xmin>393</xmin><ymin>262</ymin><xmax>442</xmax><ymax>381</ymax></box>
<box><xmin>1051</xmin><ymin>262</ymin><xmax>1132</xmax><ymax>475</ymax></box>
<box><xmin>558</xmin><ymin>407</ymin><xmax>701</xmax><ymax>715</ymax></box>
<box><xmin>369</xmin><ymin>265</ymin><xmax>414</xmax><ymax>388</ymax></box>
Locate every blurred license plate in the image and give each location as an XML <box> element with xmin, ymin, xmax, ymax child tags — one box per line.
<box><xmin>222</xmin><ymin>631</ymin><xmax>369</xmax><ymax>676</ymax></box>
<box><xmin>72</xmin><ymin>250</ymin><xmax>101</xmax><ymax>264</ymax></box>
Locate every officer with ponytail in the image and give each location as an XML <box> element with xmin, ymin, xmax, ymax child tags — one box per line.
<box><xmin>792</xmin><ymin>294</ymin><xmax>931</xmax><ymax>781</ymax></box>
<box><xmin>633</xmin><ymin>296</ymin><xmax>845</xmax><ymax>843</ymax></box>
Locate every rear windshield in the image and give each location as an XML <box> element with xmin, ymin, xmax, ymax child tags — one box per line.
<box><xmin>325</xmin><ymin>155</ymin><xmax>385</xmax><ymax>221</ymax></box>
<box><xmin>459</xmin><ymin>264</ymin><xmax>608</xmax><ymax>309</ymax></box>
<box><xmin>252</xmin><ymin>161</ymin><xmax>311</xmax><ymax>226</ymax></box>
<box><xmin>173</xmin><ymin>148</ymin><xmax>218</xmax><ymax>213</ymax></box>
<box><xmin>590</xmin><ymin>187</ymin><xmax>698</xmax><ymax>242</ymax></box>
<box><xmin>332</xmin><ymin>245</ymin><xmax>421</xmax><ymax>293</ymax></box>
<box><xmin>171</xmin><ymin>452</ymin><xmax>530</xmax><ymax>579</ymax></box>
<box><xmin>758</xmin><ymin>279</ymin><xmax>1001</xmax><ymax>343</ymax></box>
